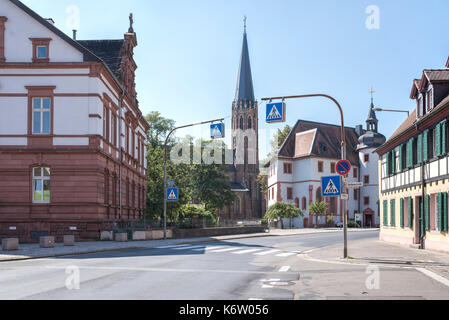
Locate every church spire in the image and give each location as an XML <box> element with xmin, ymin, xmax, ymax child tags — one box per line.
<box><xmin>235</xmin><ymin>17</ymin><xmax>255</xmax><ymax>103</ymax></box>
<box><xmin>367</xmin><ymin>87</ymin><xmax>378</xmax><ymax>132</ymax></box>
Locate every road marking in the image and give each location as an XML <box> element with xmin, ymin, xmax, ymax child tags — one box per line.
<box><xmin>156</xmin><ymin>245</ymin><xmax>191</xmax><ymax>249</ymax></box>
<box><xmin>191</xmin><ymin>246</ymin><xmax>224</xmax><ymax>252</ymax></box>
<box><xmin>416</xmin><ymin>268</ymin><xmax>449</xmax><ymax>288</ymax></box>
<box><xmin>279</xmin><ymin>266</ymin><xmax>291</xmax><ymax>272</ymax></box>
<box><xmin>254</xmin><ymin>249</ymin><xmax>281</xmax><ymax>256</ymax></box>
<box><xmin>172</xmin><ymin>245</ymin><xmax>203</xmax><ymax>250</ymax></box>
<box><xmin>276</xmin><ymin>252</ymin><xmax>298</xmax><ymax>257</ymax></box>
<box><xmin>232</xmin><ymin>249</ymin><xmax>263</xmax><ymax>255</ymax></box>
<box><xmin>249</xmin><ymin>298</ymin><xmax>263</xmax><ymax>301</ymax></box>
<box><xmin>209</xmin><ymin>247</ymin><xmax>241</xmax><ymax>253</ymax></box>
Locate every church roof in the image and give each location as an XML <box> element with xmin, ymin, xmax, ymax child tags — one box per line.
<box><xmin>235</xmin><ymin>31</ymin><xmax>255</xmax><ymax>102</ymax></box>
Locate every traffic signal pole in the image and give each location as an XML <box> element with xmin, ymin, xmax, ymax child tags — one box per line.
<box><xmin>261</xmin><ymin>94</ymin><xmax>349</xmax><ymax>258</ymax></box>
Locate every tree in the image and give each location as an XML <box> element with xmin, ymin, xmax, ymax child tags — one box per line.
<box><xmin>264</xmin><ymin>202</ymin><xmax>303</xmax><ymax>229</ymax></box>
<box><xmin>145</xmin><ymin>111</ymin><xmax>175</xmax><ymax>148</ymax></box>
<box><xmin>309</xmin><ymin>201</ymin><xmax>329</xmax><ymax>228</ymax></box>
<box><xmin>267</xmin><ymin>125</ymin><xmax>293</xmax><ymax>158</ymax></box>
<box><xmin>257</xmin><ymin>174</ymin><xmax>268</xmax><ymax>199</ymax></box>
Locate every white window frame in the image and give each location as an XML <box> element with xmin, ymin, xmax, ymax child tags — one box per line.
<box><xmin>32</xmin><ymin>167</ymin><xmax>51</xmax><ymax>204</ymax></box>
<box><xmin>32</xmin><ymin>97</ymin><xmax>51</xmax><ymax>134</ymax></box>
<box><xmin>36</xmin><ymin>45</ymin><xmax>48</xmax><ymax>59</ymax></box>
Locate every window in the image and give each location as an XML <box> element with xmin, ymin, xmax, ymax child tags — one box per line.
<box><xmin>33</xmin><ymin>167</ymin><xmax>50</xmax><ymax>203</ymax></box>
<box><xmin>364</xmin><ymin>175</ymin><xmax>370</xmax><ymax>185</ymax></box>
<box><xmin>428</xmin><ymin>88</ymin><xmax>434</xmax><ymax>110</ymax></box>
<box><xmin>32</xmin><ymin>97</ymin><xmax>51</xmax><ymax>134</ymax></box>
<box><xmin>353</xmin><ymin>168</ymin><xmax>358</xmax><ymax>178</ymax></box>
<box><xmin>316</xmin><ymin>188</ymin><xmax>322</xmax><ymax>202</ymax></box>
<box><xmin>295</xmin><ymin>198</ymin><xmax>300</xmax><ymax>208</ymax></box>
<box><xmin>364</xmin><ymin>154</ymin><xmax>370</xmax><ymax>163</ymax></box>
<box><xmin>111</xmin><ymin>114</ymin><xmax>117</xmax><ymax>146</ymax></box>
<box><xmin>103</xmin><ymin>107</ymin><xmax>107</xmax><ymax>139</ymax></box>
<box><xmin>302</xmin><ymin>197</ymin><xmax>307</xmax><ymax>210</ymax></box>
<box><xmin>248</xmin><ymin>117</ymin><xmax>252</xmax><ymax>130</ymax></box>
<box><xmin>30</xmin><ymin>38</ymin><xmax>51</xmax><ymax>62</ymax></box>
<box><xmin>354</xmin><ymin>189</ymin><xmax>359</xmax><ymax>201</ymax></box>
<box><xmin>240</xmin><ymin>117</ymin><xmax>244</xmax><ymax>130</ymax></box>
<box><xmin>318</xmin><ymin>161</ymin><xmax>324</xmax><ymax>173</ymax></box>
<box><xmin>284</xmin><ymin>163</ymin><xmax>292</xmax><ymax>174</ymax></box>
<box><xmin>364</xmin><ymin>197</ymin><xmax>370</xmax><ymax>206</ymax></box>
<box><xmin>330</xmin><ymin>162</ymin><xmax>336</xmax><ymax>174</ymax></box>
<box><xmin>287</xmin><ymin>187</ymin><xmax>293</xmax><ymax>200</ymax></box>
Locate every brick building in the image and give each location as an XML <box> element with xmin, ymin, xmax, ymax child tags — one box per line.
<box><xmin>0</xmin><ymin>0</ymin><xmax>149</xmax><ymax>242</ymax></box>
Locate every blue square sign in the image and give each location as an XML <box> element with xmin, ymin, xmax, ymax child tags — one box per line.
<box><xmin>211</xmin><ymin>123</ymin><xmax>225</xmax><ymax>139</ymax></box>
<box><xmin>321</xmin><ymin>176</ymin><xmax>341</xmax><ymax>197</ymax></box>
<box><xmin>167</xmin><ymin>188</ymin><xmax>179</xmax><ymax>202</ymax></box>
<box><xmin>266</xmin><ymin>102</ymin><xmax>286</xmax><ymax>124</ymax></box>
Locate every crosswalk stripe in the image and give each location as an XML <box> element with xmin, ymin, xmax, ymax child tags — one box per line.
<box><xmin>172</xmin><ymin>245</ymin><xmax>203</xmax><ymax>250</ymax></box>
<box><xmin>232</xmin><ymin>249</ymin><xmax>263</xmax><ymax>255</ymax></box>
<box><xmin>254</xmin><ymin>249</ymin><xmax>281</xmax><ymax>256</ymax></box>
<box><xmin>276</xmin><ymin>252</ymin><xmax>299</xmax><ymax>257</ymax></box>
<box><xmin>209</xmin><ymin>247</ymin><xmax>241</xmax><ymax>253</ymax></box>
<box><xmin>191</xmin><ymin>246</ymin><xmax>223</xmax><ymax>252</ymax></box>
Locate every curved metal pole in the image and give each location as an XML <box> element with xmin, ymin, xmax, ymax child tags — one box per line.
<box><xmin>163</xmin><ymin>118</ymin><xmax>225</xmax><ymax>240</ymax></box>
<box><xmin>261</xmin><ymin>93</ymin><xmax>348</xmax><ymax>258</ymax></box>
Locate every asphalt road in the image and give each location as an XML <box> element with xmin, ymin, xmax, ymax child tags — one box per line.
<box><xmin>0</xmin><ymin>230</ymin><xmax>448</xmax><ymax>300</ymax></box>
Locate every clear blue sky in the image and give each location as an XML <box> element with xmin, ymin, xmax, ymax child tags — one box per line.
<box><xmin>23</xmin><ymin>0</ymin><xmax>449</xmax><ymax>159</ymax></box>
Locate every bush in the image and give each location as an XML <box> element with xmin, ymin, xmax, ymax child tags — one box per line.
<box><xmin>347</xmin><ymin>220</ymin><xmax>359</xmax><ymax>228</ymax></box>
<box><xmin>326</xmin><ymin>215</ymin><xmax>336</xmax><ymax>227</ymax></box>
<box><xmin>264</xmin><ymin>202</ymin><xmax>303</xmax><ymax>221</ymax></box>
<box><xmin>177</xmin><ymin>204</ymin><xmax>217</xmax><ymax>229</ymax></box>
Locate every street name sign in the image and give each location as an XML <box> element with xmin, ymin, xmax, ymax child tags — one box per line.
<box><xmin>341</xmin><ymin>194</ymin><xmax>349</xmax><ymax>200</ymax></box>
<box><xmin>347</xmin><ymin>182</ymin><xmax>364</xmax><ymax>189</ymax></box>
<box><xmin>336</xmin><ymin>160</ymin><xmax>352</xmax><ymax>176</ymax></box>
<box><xmin>210</xmin><ymin>123</ymin><xmax>225</xmax><ymax>139</ymax></box>
<box><xmin>322</xmin><ymin>176</ymin><xmax>341</xmax><ymax>197</ymax></box>
<box><xmin>266</xmin><ymin>102</ymin><xmax>286</xmax><ymax>124</ymax></box>
<box><xmin>167</xmin><ymin>188</ymin><xmax>179</xmax><ymax>202</ymax></box>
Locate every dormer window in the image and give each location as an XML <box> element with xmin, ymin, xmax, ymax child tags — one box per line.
<box><xmin>427</xmin><ymin>87</ymin><xmax>434</xmax><ymax>110</ymax></box>
<box><xmin>30</xmin><ymin>38</ymin><xmax>51</xmax><ymax>62</ymax></box>
<box><xmin>418</xmin><ymin>95</ymin><xmax>425</xmax><ymax>117</ymax></box>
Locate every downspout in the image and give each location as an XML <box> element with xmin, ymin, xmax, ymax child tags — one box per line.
<box><xmin>119</xmin><ymin>87</ymin><xmax>125</xmax><ymax>221</ymax></box>
<box><xmin>415</xmin><ymin>122</ymin><xmax>425</xmax><ymax>249</ymax></box>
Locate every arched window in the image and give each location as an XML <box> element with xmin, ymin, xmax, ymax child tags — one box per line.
<box><xmin>316</xmin><ymin>188</ymin><xmax>322</xmax><ymax>203</ymax></box>
<box><xmin>295</xmin><ymin>198</ymin><xmax>300</xmax><ymax>208</ymax></box>
<box><xmin>235</xmin><ymin>197</ymin><xmax>241</xmax><ymax>215</ymax></box>
<box><xmin>240</xmin><ymin>116</ymin><xmax>244</xmax><ymax>130</ymax></box>
<box><xmin>302</xmin><ymin>197</ymin><xmax>307</xmax><ymax>210</ymax></box>
<box><xmin>248</xmin><ymin>117</ymin><xmax>252</xmax><ymax>129</ymax></box>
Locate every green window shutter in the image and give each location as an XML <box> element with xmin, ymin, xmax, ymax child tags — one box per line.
<box><xmin>400</xmin><ymin>198</ymin><xmax>404</xmax><ymax>228</ymax></box>
<box><xmin>398</xmin><ymin>147</ymin><xmax>403</xmax><ymax>172</ymax></box>
<box><xmin>425</xmin><ymin>195</ymin><xmax>430</xmax><ymax>231</ymax></box>
<box><xmin>408</xmin><ymin>197</ymin><xmax>413</xmax><ymax>229</ymax></box>
<box><xmin>436</xmin><ymin>123</ymin><xmax>441</xmax><ymax>157</ymax></box>
<box><xmin>390</xmin><ymin>200</ymin><xmax>396</xmax><ymax>227</ymax></box>
<box><xmin>442</xmin><ymin>192</ymin><xmax>448</xmax><ymax>232</ymax></box>
<box><xmin>423</xmin><ymin>130</ymin><xmax>429</xmax><ymax>161</ymax></box>
<box><xmin>417</xmin><ymin>135</ymin><xmax>423</xmax><ymax>164</ymax></box>
<box><xmin>383</xmin><ymin>200</ymin><xmax>388</xmax><ymax>227</ymax></box>
<box><xmin>442</xmin><ymin>122</ymin><xmax>447</xmax><ymax>155</ymax></box>
<box><xmin>386</xmin><ymin>154</ymin><xmax>390</xmax><ymax>175</ymax></box>
<box><xmin>392</xmin><ymin>151</ymin><xmax>396</xmax><ymax>174</ymax></box>
<box><xmin>438</xmin><ymin>193</ymin><xmax>442</xmax><ymax>231</ymax></box>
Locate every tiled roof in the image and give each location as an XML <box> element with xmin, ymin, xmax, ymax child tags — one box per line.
<box><xmin>424</xmin><ymin>69</ymin><xmax>449</xmax><ymax>82</ymax></box>
<box><xmin>78</xmin><ymin>40</ymin><xmax>124</xmax><ymax>78</ymax></box>
<box><xmin>294</xmin><ymin>129</ymin><xmax>317</xmax><ymax>158</ymax></box>
<box><xmin>278</xmin><ymin>120</ymin><xmax>362</xmax><ymax>166</ymax></box>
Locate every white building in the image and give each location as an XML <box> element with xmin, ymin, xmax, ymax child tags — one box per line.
<box><xmin>265</xmin><ymin>101</ymin><xmax>386</xmax><ymax>228</ymax></box>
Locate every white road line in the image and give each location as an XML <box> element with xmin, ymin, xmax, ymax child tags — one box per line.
<box><xmin>254</xmin><ymin>249</ymin><xmax>281</xmax><ymax>256</ymax></box>
<box><xmin>416</xmin><ymin>268</ymin><xmax>449</xmax><ymax>287</ymax></box>
<box><xmin>279</xmin><ymin>266</ymin><xmax>291</xmax><ymax>272</ymax></box>
<box><xmin>276</xmin><ymin>252</ymin><xmax>297</xmax><ymax>257</ymax></box>
<box><xmin>209</xmin><ymin>247</ymin><xmax>241</xmax><ymax>253</ymax></box>
<box><xmin>156</xmin><ymin>245</ymin><xmax>191</xmax><ymax>249</ymax></box>
<box><xmin>232</xmin><ymin>249</ymin><xmax>264</xmax><ymax>255</ymax></box>
<box><xmin>172</xmin><ymin>245</ymin><xmax>203</xmax><ymax>250</ymax></box>
<box><xmin>249</xmin><ymin>298</ymin><xmax>263</xmax><ymax>301</ymax></box>
<box><xmin>191</xmin><ymin>246</ymin><xmax>224</xmax><ymax>252</ymax></box>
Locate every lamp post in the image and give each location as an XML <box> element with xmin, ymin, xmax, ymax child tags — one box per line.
<box><xmin>261</xmin><ymin>94</ymin><xmax>349</xmax><ymax>258</ymax></box>
<box><xmin>163</xmin><ymin>118</ymin><xmax>225</xmax><ymax>240</ymax></box>
<box><xmin>373</xmin><ymin>108</ymin><xmax>410</xmax><ymax>117</ymax></box>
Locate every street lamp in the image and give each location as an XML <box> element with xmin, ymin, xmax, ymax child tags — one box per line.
<box><xmin>163</xmin><ymin>118</ymin><xmax>225</xmax><ymax>240</ymax></box>
<box><xmin>261</xmin><ymin>94</ymin><xmax>349</xmax><ymax>259</ymax></box>
<box><xmin>373</xmin><ymin>108</ymin><xmax>410</xmax><ymax>117</ymax></box>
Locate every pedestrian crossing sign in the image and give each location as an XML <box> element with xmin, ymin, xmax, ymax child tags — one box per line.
<box><xmin>211</xmin><ymin>123</ymin><xmax>225</xmax><ymax>139</ymax></box>
<box><xmin>167</xmin><ymin>188</ymin><xmax>179</xmax><ymax>202</ymax></box>
<box><xmin>266</xmin><ymin>102</ymin><xmax>286</xmax><ymax>124</ymax></box>
<box><xmin>321</xmin><ymin>176</ymin><xmax>341</xmax><ymax>197</ymax></box>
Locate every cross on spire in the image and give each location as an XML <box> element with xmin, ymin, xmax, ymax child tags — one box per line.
<box><xmin>244</xmin><ymin>15</ymin><xmax>247</xmax><ymax>33</ymax></box>
<box><xmin>369</xmin><ymin>87</ymin><xmax>376</xmax><ymax>104</ymax></box>
<box><xmin>128</xmin><ymin>13</ymin><xmax>134</xmax><ymax>33</ymax></box>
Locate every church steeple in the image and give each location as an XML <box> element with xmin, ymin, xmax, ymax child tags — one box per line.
<box><xmin>367</xmin><ymin>88</ymin><xmax>378</xmax><ymax>133</ymax></box>
<box><xmin>235</xmin><ymin>17</ymin><xmax>255</xmax><ymax>103</ymax></box>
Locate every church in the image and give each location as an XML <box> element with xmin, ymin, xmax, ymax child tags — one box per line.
<box><xmin>219</xmin><ymin>23</ymin><xmax>266</xmax><ymax>222</ymax></box>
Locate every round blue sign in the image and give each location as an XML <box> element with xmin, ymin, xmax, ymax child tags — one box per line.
<box><xmin>336</xmin><ymin>160</ymin><xmax>351</xmax><ymax>176</ymax></box>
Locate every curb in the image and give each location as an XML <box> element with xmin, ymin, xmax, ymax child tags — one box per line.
<box><xmin>0</xmin><ymin>228</ymin><xmax>379</xmax><ymax>263</ymax></box>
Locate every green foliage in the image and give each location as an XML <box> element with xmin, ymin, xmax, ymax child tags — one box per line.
<box><xmin>326</xmin><ymin>215</ymin><xmax>336</xmax><ymax>227</ymax></box>
<box><xmin>145</xmin><ymin>111</ymin><xmax>175</xmax><ymax>148</ymax></box>
<box><xmin>264</xmin><ymin>202</ymin><xmax>303</xmax><ymax>220</ymax></box>
<box><xmin>309</xmin><ymin>201</ymin><xmax>329</xmax><ymax>216</ymax></box>
<box><xmin>178</xmin><ymin>204</ymin><xmax>217</xmax><ymax>228</ymax></box>
<box><xmin>348</xmin><ymin>220</ymin><xmax>360</xmax><ymax>228</ymax></box>
<box><xmin>271</xmin><ymin>125</ymin><xmax>292</xmax><ymax>150</ymax></box>
<box><xmin>257</xmin><ymin>174</ymin><xmax>268</xmax><ymax>199</ymax></box>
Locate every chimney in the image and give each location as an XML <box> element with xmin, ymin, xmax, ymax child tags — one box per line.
<box><xmin>72</xmin><ymin>30</ymin><xmax>77</xmax><ymax>40</ymax></box>
<box><xmin>45</xmin><ymin>18</ymin><xmax>55</xmax><ymax>25</ymax></box>
<box><xmin>355</xmin><ymin>125</ymin><xmax>364</xmax><ymax>137</ymax></box>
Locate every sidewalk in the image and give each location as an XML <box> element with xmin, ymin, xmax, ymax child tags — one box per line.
<box><xmin>0</xmin><ymin>227</ymin><xmax>376</xmax><ymax>262</ymax></box>
<box><xmin>304</xmin><ymin>237</ymin><xmax>449</xmax><ymax>281</ymax></box>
